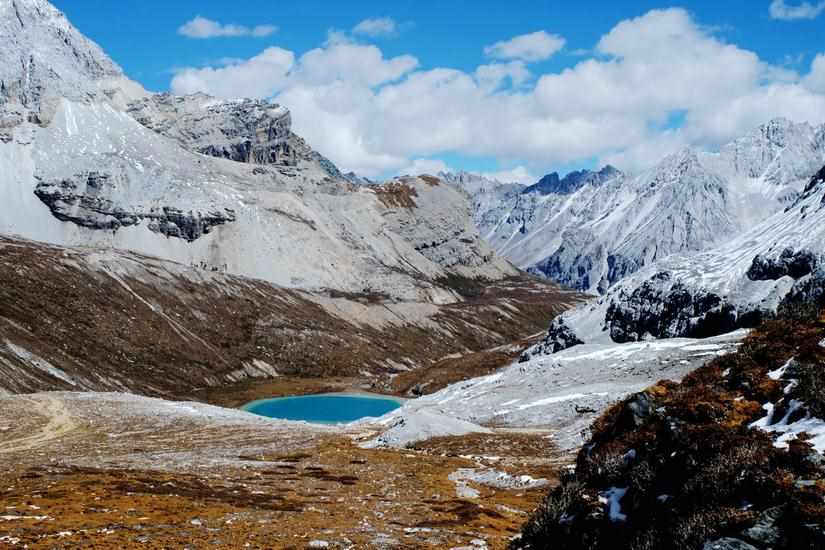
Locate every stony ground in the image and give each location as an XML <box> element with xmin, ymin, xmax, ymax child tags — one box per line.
<box><xmin>0</xmin><ymin>392</ymin><xmax>567</xmax><ymax>549</ymax></box>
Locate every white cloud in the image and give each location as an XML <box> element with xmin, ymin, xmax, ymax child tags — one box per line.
<box><xmin>353</xmin><ymin>17</ymin><xmax>397</xmax><ymax>37</ymax></box>
<box><xmin>805</xmin><ymin>54</ymin><xmax>825</xmax><ymax>92</ymax></box>
<box><xmin>399</xmin><ymin>158</ymin><xmax>451</xmax><ymax>176</ymax></box>
<box><xmin>769</xmin><ymin>1</ymin><xmax>825</xmax><ymax>21</ymax></box>
<box><xmin>296</xmin><ymin>34</ymin><xmax>418</xmax><ymax>87</ymax></box>
<box><xmin>178</xmin><ymin>16</ymin><xmax>277</xmax><ymax>39</ymax></box>
<box><xmin>475</xmin><ymin>61</ymin><xmax>531</xmax><ymax>90</ymax></box>
<box><xmin>168</xmin><ymin>8</ymin><xmax>825</xmax><ymax>178</ymax></box>
<box><xmin>484</xmin><ymin>31</ymin><xmax>565</xmax><ymax>62</ymax></box>
<box><xmin>482</xmin><ymin>166</ymin><xmax>537</xmax><ymax>185</ymax></box>
<box><xmin>171</xmin><ymin>47</ymin><xmax>294</xmax><ymax>98</ymax></box>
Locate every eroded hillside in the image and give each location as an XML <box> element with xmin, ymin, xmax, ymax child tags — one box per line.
<box><xmin>0</xmin><ymin>235</ymin><xmax>584</xmax><ymax>399</ymax></box>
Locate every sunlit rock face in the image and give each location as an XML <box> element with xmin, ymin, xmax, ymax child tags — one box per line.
<box><xmin>127</xmin><ymin>94</ymin><xmax>296</xmax><ymax>166</ymax></box>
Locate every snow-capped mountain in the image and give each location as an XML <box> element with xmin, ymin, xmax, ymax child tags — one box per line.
<box><xmin>528</xmin><ymin>164</ymin><xmax>825</xmax><ymax>355</ymax></box>
<box><xmin>454</xmin><ymin>119</ymin><xmax>825</xmax><ymax>294</ymax></box>
<box><xmin>0</xmin><ymin>0</ymin><xmax>515</xmax><ymax>303</ymax></box>
<box><xmin>0</xmin><ymin>0</ymin><xmax>145</xmax><ymax>118</ymax></box>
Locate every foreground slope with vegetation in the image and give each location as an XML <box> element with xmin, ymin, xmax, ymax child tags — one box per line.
<box><xmin>516</xmin><ymin>306</ymin><xmax>825</xmax><ymax>549</ymax></box>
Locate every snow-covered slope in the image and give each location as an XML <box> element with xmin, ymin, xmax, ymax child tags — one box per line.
<box><xmin>530</xmin><ymin>164</ymin><xmax>825</xmax><ymax>353</ymax></box>
<box><xmin>368</xmin><ymin>330</ymin><xmax>745</xmax><ymax>451</ymax></box>
<box><xmin>0</xmin><ymin>0</ymin><xmax>515</xmax><ymax>302</ymax></box>
<box><xmin>454</xmin><ymin>120</ymin><xmax>825</xmax><ymax>294</ymax></box>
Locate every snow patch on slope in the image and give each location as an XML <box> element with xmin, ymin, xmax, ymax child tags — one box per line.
<box><xmin>366</xmin><ymin>330</ymin><xmax>745</xmax><ymax>450</ymax></box>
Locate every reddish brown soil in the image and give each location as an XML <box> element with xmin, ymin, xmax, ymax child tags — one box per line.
<box><xmin>0</xmin><ymin>428</ymin><xmax>565</xmax><ymax>549</ymax></box>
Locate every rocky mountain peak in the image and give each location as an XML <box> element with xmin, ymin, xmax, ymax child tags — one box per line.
<box><xmin>1</xmin><ymin>0</ymin><xmax>122</xmax><ymax>77</ymax></box>
<box><xmin>598</xmin><ymin>164</ymin><xmax>622</xmax><ymax>180</ymax></box>
<box><xmin>523</xmin><ymin>172</ymin><xmax>561</xmax><ymax>194</ymax></box>
<box><xmin>647</xmin><ymin>148</ymin><xmax>705</xmax><ymax>183</ymax></box>
<box><xmin>759</xmin><ymin>117</ymin><xmax>807</xmax><ymax>148</ymax></box>
<box><xmin>815</xmin><ymin>122</ymin><xmax>825</xmax><ymax>148</ymax></box>
<box><xmin>128</xmin><ymin>94</ymin><xmax>297</xmax><ymax>165</ymax></box>
<box><xmin>438</xmin><ymin>171</ymin><xmax>518</xmax><ymax>195</ymax></box>
<box><xmin>2</xmin><ymin>0</ymin><xmax>61</xmax><ymax>25</ymax></box>
<box><xmin>0</xmin><ymin>0</ymin><xmax>140</xmax><ymax>120</ymax></box>
<box><xmin>718</xmin><ymin>117</ymin><xmax>824</xmax><ymax>185</ymax></box>
<box><xmin>523</xmin><ymin>164</ymin><xmax>623</xmax><ymax>196</ymax></box>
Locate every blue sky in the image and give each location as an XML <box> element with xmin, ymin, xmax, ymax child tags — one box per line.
<box><xmin>52</xmin><ymin>1</ymin><xmax>825</xmax><ymax>181</ymax></box>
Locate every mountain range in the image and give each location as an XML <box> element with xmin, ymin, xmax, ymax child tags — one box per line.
<box><xmin>448</xmin><ymin>119</ymin><xmax>825</xmax><ymax>295</ymax></box>
<box><xmin>527</xmin><ymin>163</ymin><xmax>825</xmax><ymax>354</ymax></box>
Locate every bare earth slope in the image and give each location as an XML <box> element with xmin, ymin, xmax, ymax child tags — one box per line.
<box><xmin>0</xmin><ymin>234</ymin><xmax>584</xmax><ymax>399</ymax></box>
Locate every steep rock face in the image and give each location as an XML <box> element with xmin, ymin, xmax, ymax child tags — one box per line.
<box><xmin>531</xmin><ymin>151</ymin><xmax>733</xmax><ymax>293</ymax></box>
<box><xmin>33</xmin><ymin>171</ymin><xmax>235</xmax><ymax>241</ymax></box>
<box><xmin>0</xmin><ymin>0</ymin><xmax>144</xmax><ymax>122</ymax></box>
<box><xmin>456</xmin><ymin>120</ymin><xmax>825</xmax><ymax>294</ymax></box>
<box><xmin>529</xmin><ymin>316</ymin><xmax>584</xmax><ymax>356</ymax></box>
<box><xmin>603</xmin><ymin>273</ymin><xmax>740</xmax><ymax>343</ymax></box>
<box><xmin>376</xmin><ymin>176</ymin><xmax>515</xmax><ymax>278</ymax></box>
<box><xmin>127</xmin><ymin>93</ymin><xmax>347</xmax><ymax>180</ymax></box>
<box><xmin>747</xmin><ymin>248</ymin><xmax>818</xmax><ymax>281</ymax></box>
<box><xmin>128</xmin><ymin>94</ymin><xmax>293</xmax><ymax>165</ymax></box>
<box><xmin>533</xmin><ymin>164</ymin><xmax>825</xmax><ymax>353</ymax></box>
<box><xmin>714</xmin><ymin>118</ymin><xmax>824</xmax><ymax>188</ymax></box>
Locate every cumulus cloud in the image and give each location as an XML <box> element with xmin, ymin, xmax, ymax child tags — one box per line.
<box><xmin>353</xmin><ymin>17</ymin><xmax>397</xmax><ymax>37</ymax></box>
<box><xmin>400</xmin><ymin>158</ymin><xmax>451</xmax><ymax>176</ymax></box>
<box><xmin>178</xmin><ymin>16</ymin><xmax>277</xmax><ymax>39</ymax></box>
<box><xmin>769</xmin><ymin>1</ymin><xmax>825</xmax><ymax>21</ymax></box>
<box><xmin>475</xmin><ymin>61</ymin><xmax>531</xmax><ymax>89</ymax></box>
<box><xmin>805</xmin><ymin>54</ymin><xmax>825</xmax><ymax>92</ymax></box>
<box><xmin>482</xmin><ymin>166</ymin><xmax>537</xmax><ymax>185</ymax></box>
<box><xmin>296</xmin><ymin>34</ymin><xmax>418</xmax><ymax>87</ymax></box>
<box><xmin>168</xmin><ymin>8</ymin><xmax>825</xmax><ymax>178</ymax></box>
<box><xmin>171</xmin><ymin>47</ymin><xmax>294</xmax><ymax>98</ymax></box>
<box><xmin>484</xmin><ymin>31</ymin><xmax>565</xmax><ymax>62</ymax></box>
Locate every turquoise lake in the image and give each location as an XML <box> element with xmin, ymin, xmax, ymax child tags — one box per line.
<box><xmin>242</xmin><ymin>393</ymin><xmax>402</xmax><ymax>424</ymax></box>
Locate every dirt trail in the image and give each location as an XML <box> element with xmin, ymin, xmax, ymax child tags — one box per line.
<box><xmin>0</xmin><ymin>395</ymin><xmax>77</xmax><ymax>454</ymax></box>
